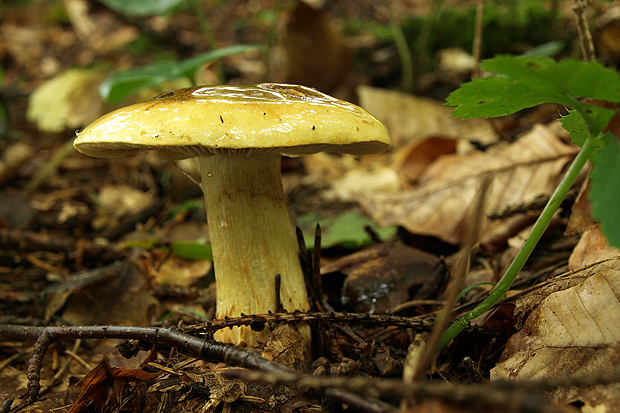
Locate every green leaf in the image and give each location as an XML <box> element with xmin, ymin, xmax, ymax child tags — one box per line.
<box><xmin>560</xmin><ymin>111</ymin><xmax>589</xmax><ymax>148</ymax></box>
<box><xmin>448</xmin><ymin>56</ymin><xmax>620</xmax><ymax>123</ymax></box>
<box><xmin>100</xmin><ymin>61</ymin><xmax>177</xmax><ymax>104</ymax></box>
<box><xmin>590</xmin><ymin>133</ymin><xmax>620</xmax><ymax>249</ymax></box>
<box><xmin>297</xmin><ymin>211</ymin><xmax>397</xmax><ymax>250</ymax></box>
<box><xmin>175</xmin><ymin>45</ymin><xmax>265</xmax><ymax>79</ymax></box>
<box><xmin>448</xmin><ymin>76</ymin><xmax>569</xmax><ymax>119</ymax></box>
<box><xmin>99</xmin><ymin>0</ymin><xmax>188</xmax><ymax>17</ymax></box>
<box><xmin>164</xmin><ymin>199</ymin><xmax>204</xmax><ymax>222</ymax></box>
<box><xmin>169</xmin><ymin>241</ymin><xmax>212</xmax><ymax>261</ymax></box>
<box><xmin>482</xmin><ymin>57</ymin><xmax>620</xmax><ymax>103</ymax></box>
<box><xmin>561</xmin><ymin>108</ymin><xmax>617</xmax><ymax>149</ymax></box>
<box><xmin>100</xmin><ymin>45</ymin><xmax>264</xmax><ymax>103</ymax></box>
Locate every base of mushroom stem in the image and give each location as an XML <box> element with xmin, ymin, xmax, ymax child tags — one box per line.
<box><xmin>213</xmin><ymin>322</ymin><xmax>311</xmax><ymax>348</ymax></box>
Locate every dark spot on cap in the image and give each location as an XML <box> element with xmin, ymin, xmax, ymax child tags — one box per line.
<box><xmin>312</xmin><ymin>125</ymin><xmax>316</xmax><ymax>130</ymax></box>
<box><xmin>220</xmin><ymin>115</ymin><xmax>224</xmax><ymax>123</ymax></box>
<box><xmin>155</xmin><ymin>90</ymin><xmax>177</xmax><ymax>100</ymax></box>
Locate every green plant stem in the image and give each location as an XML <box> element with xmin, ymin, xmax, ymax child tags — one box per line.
<box><xmin>192</xmin><ymin>0</ymin><xmax>224</xmax><ymax>83</ymax></box>
<box><xmin>438</xmin><ymin>134</ymin><xmax>598</xmax><ymax>349</ymax></box>
<box><xmin>390</xmin><ymin>9</ymin><xmax>414</xmax><ymax>93</ymax></box>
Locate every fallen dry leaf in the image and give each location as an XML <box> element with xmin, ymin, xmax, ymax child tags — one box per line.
<box><xmin>92</xmin><ymin>184</ymin><xmax>154</xmax><ymax>230</ymax></box>
<box><xmin>27</xmin><ymin>68</ymin><xmax>106</xmax><ymax>132</ymax></box>
<box><xmin>283</xmin><ymin>1</ymin><xmax>353</xmax><ymax>98</ymax></box>
<box><xmin>324</xmin><ymin>166</ymin><xmax>401</xmax><ymax>202</ymax></box>
<box><xmin>357</xmin><ymin>85</ymin><xmax>498</xmax><ymax>149</ymax></box>
<box><xmin>569</xmin><ymin>225</ymin><xmax>620</xmax><ymax>270</ymax></box>
<box><xmin>0</xmin><ymin>142</ymin><xmax>33</xmax><ymax>187</ymax></box>
<box><xmin>361</xmin><ymin>123</ymin><xmax>578</xmax><ymax>244</ymax></box>
<box><xmin>492</xmin><ymin>259</ymin><xmax>620</xmax><ymax>412</ymax></box>
<box><xmin>69</xmin><ymin>357</ymin><xmax>160</xmax><ymax>413</ymax></box>
<box><xmin>396</xmin><ymin>136</ymin><xmax>458</xmax><ymax>186</ymax></box>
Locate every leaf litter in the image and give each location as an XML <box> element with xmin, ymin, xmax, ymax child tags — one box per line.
<box><xmin>2</xmin><ymin>1</ymin><xmax>620</xmax><ymax>412</ymax></box>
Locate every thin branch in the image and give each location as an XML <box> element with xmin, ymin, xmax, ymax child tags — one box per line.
<box><xmin>183</xmin><ymin>311</ymin><xmax>436</xmax><ymax>334</ymax></box>
<box><xmin>472</xmin><ymin>0</ymin><xmax>484</xmax><ymax>79</ymax></box>
<box><xmin>573</xmin><ymin>0</ymin><xmax>596</xmax><ymax>61</ymax></box>
<box><xmin>0</xmin><ymin>324</ymin><xmax>394</xmax><ymax>412</ymax></box>
<box><xmin>224</xmin><ymin>367</ymin><xmax>620</xmax><ymax>413</ymax></box>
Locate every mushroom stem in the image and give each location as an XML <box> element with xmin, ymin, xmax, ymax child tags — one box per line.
<box><xmin>199</xmin><ymin>152</ymin><xmax>310</xmax><ymax>347</ymax></box>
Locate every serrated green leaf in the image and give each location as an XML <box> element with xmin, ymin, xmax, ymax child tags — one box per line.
<box><xmin>448</xmin><ymin>77</ymin><xmax>569</xmax><ymax>119</ymax></box>
<box><xmin>100</xmin><ymin>45</ymin><xmax>264</xmax><ymax>103</ymax></box>
<box><xmin>560</xmin><ymin>111</ymin><xmax>589</xmax><ymax>148</ymax></box>
<box><xmin>481</xmin><ymin>56</ymin><xmax>620</xmax><ymax>102</ymax></box>
<box><xmin>99</xmin><ymin>0</ymin><xmax>188</xmax><ymax>17</ymax></box>
<box><xmin>448</xmin><ymin>56</ymin><xmax>620</xmax><ymax>126</ymax></box>
<box><xmin>561</xmin><ymin>107</ymin><xmax>618</xmax><ymax>148</ymax></box>
<box><xmin>297</xmin><ymin>211</ymin><xmax>397</xmax><ymax>250</ymax></box>
<box><xmin>590</xmin><ymin>133</ymin><xmax>620</xmax><ymax>249</ymax></box>
<box><xmin>169</xmin><ymin>241</ymin><xmax>212</xmax><ymax>261</ymax></box>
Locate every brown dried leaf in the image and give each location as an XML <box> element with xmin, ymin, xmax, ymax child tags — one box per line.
<box><xmin>283</xmin><ymin>2</ymin><xmax>353</xmax><ymax>97</ymax></box>
<box><xmin>396</xmin><ymin>137</ymin><xmax>458</xmax><ymax>186</ymax></box>
<box><xmin>569</xmin><ymin>225</ymin><xmax>620</xmax><ymax>270</ymax></box>
<box><xmin>92</xmin><ymin>184</ymin><xmax>154</xmax><ymax>230</ymax></box>
<box><xmin>492</xmin><ymin>261</ymin><xmax>620</xmax><ymax>412</ymax></box>
<box><xmin>69</xmin><ymin>358</ymin><xmax>160</xmax><ymax>413</ymax></box>
<box><xmin>357</xmin><ymin>85</ymin><xmax>498</xmax><ymax>148</ymax></box>
<box><xmin>362</xmin><ymin>124</ymin><xmax>578</xmax><ymax>244</ymax></box>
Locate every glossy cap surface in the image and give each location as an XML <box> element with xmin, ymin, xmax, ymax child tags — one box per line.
<box><xmin>74</xmin><ymin>83</ymin><xmax>391</xmax><ymax>159</ymax></box>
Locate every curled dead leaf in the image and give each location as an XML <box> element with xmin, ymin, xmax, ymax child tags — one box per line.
<box><xmin>492</xmin><ymin>259</ymin><xmax>620</xmax><ymax>412</ymax></box>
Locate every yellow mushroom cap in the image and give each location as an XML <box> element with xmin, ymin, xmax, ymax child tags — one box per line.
<box><xmin>74</xmin><ymin>83</ymin><xmax>391</xmax><ymax>159</ymax></box>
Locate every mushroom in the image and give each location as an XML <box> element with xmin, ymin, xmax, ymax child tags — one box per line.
<box><xmin>74</xmin><ymin>83</ymin><xmax>391</xmax><ymax>347</ymax></box>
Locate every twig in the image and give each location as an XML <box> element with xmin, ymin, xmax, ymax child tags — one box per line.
<box><xmin>26</xmin><ymin>330</ymin><xmax>56</xmax><ymax>400</ymax></box>
<box><xmin>0</xmin><ymin>324</ymin><xmax>393</xmax><ymax>411</ymax></box>
<box><xmin>573</xmin><ymin>0</ymin><xmax>596</xmax><ymax>61</ymax></box>
<box><xmin>42</xmin><ymin>260</ymin><xmax>128</xmax><ymax>296</ymax></box>
<box><xmin>0</xmin><ymin>398</ymin><xmax>13</xmax><ymax>413</ymax></box>
<box><xmin>38</xmin><ymin>339</ymin><xmax>83</xmax><ymax>398</ymax></box>
<box><xmin>0</xmin><ymin>228</ymin><xmax>124</xmax><ymax>262</ymax></box>
<box><xmin>224</xmin><ymin>367</ymin><xmax>620</xmax><ymax>413</ymax></box>
<box><xmin>11</xmin><ymin>339</ymin><xmax>85</xmax><ymax>411</ymax></box>
<box><xmin>472</xmin><ymin>0</ymin><xmax>484</xmax><ymax>79</ymax></box>
<box><xmin>24</xmin><ymin>138</ymin><xmax>76</xmax><ymax>197</ymax></box>
<box><xmin>0</xmin><ymin>349</ymin><xmax>30</xmax><ymax>371</ymax></box>
<box><xmin>312</xmin><ymin>224</ymin><xmax>324</xmax><ymax>312</ymax></box>
<box><xmin>182</xmin><ymin>311</ymin><xmax>435</xmax><ymax>334</ymax></box>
